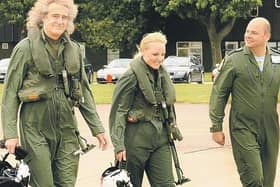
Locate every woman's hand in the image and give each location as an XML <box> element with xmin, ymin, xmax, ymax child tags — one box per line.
<box><xmin>115</xmin><ymin>150</ymin><xmax>126</xmax><ymax>161</ymax></box>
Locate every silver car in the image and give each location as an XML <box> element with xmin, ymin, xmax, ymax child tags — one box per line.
<box><xmin>0</xmin><ymin>58</ymin><xmax>10</xmax><ymax>83</ymax></box>
<box><xmin>96</xmin><ymin>58</ymin><xmax>132</xmax><ymax>83</ymax></box>
<box><xmin>162</xmin><ymin>56</ymin><xmax>204</xmax><ymax>83</ymax></box>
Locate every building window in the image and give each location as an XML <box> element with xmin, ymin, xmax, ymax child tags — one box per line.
<box><xmin>176</xmin><ymin>42</ymin><xmax>189</xmax><ymax>56</ymax></box>
<box><xmin>275</xmin><ymin>0</ymin><xmax>280</xmax><ymax>8</ymax></box>
<box><xmin>225</xmin><ymin>41</ymin><xmax>238</xmax><ymax>55</ymax></box>
<box><xmin>1</xmin><ymin>43</ymin><xmax>8</xmax><ymax>50</ymax></box>
<box><xmin>268</xmin><ymin>42</ymin><xmax>277</xmax><ymax>49</ymax></box>
<box><xmin>239</xmin><ymin>41</ymin><xmax>246</xmax><ymax>48</ymax></box>
<box><xmin>176</xmin><ymin>41</ymin><xmax>203</xmax><ymax>63</ymax></box>
<box><xmin>107</xmin><ymin>49</ymin><xmax>119</xmax><ymax>64</ymax></box>
<box><xmin>250</xmin><ymin>7</ymin><xmax>259</xmax><ymax>17</ymax></box>
<box><xmin>238</xmin><ymin>41</ymin><xmax>280</xmax><ymax>50</ymax></box>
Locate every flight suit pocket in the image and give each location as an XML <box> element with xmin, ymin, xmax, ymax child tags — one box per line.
<box><xmin>168</xmin><ymin>124</ymin><xmax>183</xmax><ymax>141</ymax></box>
<box><xmin>18</xmin><ymin>86</ymin><xmax>50</xmax><ymax>103</ymax></box>
<box><xmin>63</xmin><ymin>129</ymin><xmax>80</xmax><ymax>156</ymax></box>
<box><xmin>127</xmin><ymin>109</ymin><xmax>146</xmax><ymax>123</ymax></box>
<box><xmin>124</xmin><ymin>123</ymin><xmax>140</xmax><ymax>148</ymax></box>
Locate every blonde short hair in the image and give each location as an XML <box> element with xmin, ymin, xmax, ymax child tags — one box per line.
<box><xmin>26</xmin><ymin>0</ymin><xmax>78</xmax><ymax>34</ymax></box>
<box><xmin>139</xmin><ymin>32</ymin><xmax>167</xmax><ymax>52</ymax></box>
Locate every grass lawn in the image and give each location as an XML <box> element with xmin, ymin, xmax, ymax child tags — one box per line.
<box><xmin>91</xmin><ymin>72</ymin><xmax>213</xmax><ymax>104</ymax></box>
<box><xmin>0</xmin><ymin>73</ymin><xmax>214</xmax><ymax>104</ymax></box>
<box><xmin>91</xmin><ymin>82</ymin><xmax>212</xmax><ymax>104</ymax></box>
<box><xmin>1</xmin><ymin>72</ymin><xmax>280</xmax><ymax>104</ymax></box>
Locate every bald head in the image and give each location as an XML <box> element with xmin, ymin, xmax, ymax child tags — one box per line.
<box><xmin>248</xmin><ymin>17</ymin><xmax>271</xmax><ymax>34</ymax></box>
<box><xmin>244</xmin><ymin>17</ymin><xmax>271</xmax><ymax>55</ymax></box>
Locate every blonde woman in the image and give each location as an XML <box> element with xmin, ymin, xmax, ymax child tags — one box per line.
<box><xmin>2</xmin><ymin>0</ymin><xmax>108</xmax><ymax>186</ymax></box>
<box><xmin>109</xmin><ymin>32</ymin><xmax>177</xmax><ymax>186</ymax></box>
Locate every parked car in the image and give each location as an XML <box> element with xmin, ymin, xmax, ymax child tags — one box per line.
<box><xmin>0</xmin><ymin>58</ymin><xmax>10</xmax><ymax>83</ymax></box>
<box><xmin>96</xmin><ymin>58</ymin><xmax>132</xmax><ymax>83</ymax></box>
<box><xmin>84</xmin><ymin>63</ymin><xmax>94</xmax><ymax>84</ymax></box>
<box><xmin>162</xmin><ymin>56</ymin><xmax>204</xmax><ymax>83</ymax></box>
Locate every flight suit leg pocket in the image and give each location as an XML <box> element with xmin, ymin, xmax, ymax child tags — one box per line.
<box><xmin>124</xmin><ymin>123</ymin><xmax>140</xmax><ymax>149</ymax></box>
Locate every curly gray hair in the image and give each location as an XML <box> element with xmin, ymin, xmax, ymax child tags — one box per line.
<box><xmin>26</xmin><ymin>0</ymin><xmax>78</xmax><ymax>34</ymax></box>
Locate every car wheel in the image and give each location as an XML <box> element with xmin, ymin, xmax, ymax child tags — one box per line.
<box><xmin>187</xmin><ymin>73</ymin><xmax>192</xmax><ymax>83</ymax></box>
<box><xmin>198</xmin><ymin>73</ymin><xmax>204</xmax><ymax>84</ymax></box>
<box><xmin>96</xmin><ymin>78</ymin><xmax>105</xmax><ymax>84</ymax></box>
<box><xmin>88</xmin><ymin>72</ymin><xmax>93</xmax><ymax>84</ymax></box>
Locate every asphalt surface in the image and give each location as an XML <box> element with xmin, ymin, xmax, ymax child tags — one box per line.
<box><xmin>1</xmin><ymin>104</ymin><xmax>280</xmax><ymax>187</ymax></box>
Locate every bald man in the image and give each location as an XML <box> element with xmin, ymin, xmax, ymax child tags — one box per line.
<box><xmin>209</xmin><ymin>17</ymin><xmax>280</xmax><ymax>187</ymax></box>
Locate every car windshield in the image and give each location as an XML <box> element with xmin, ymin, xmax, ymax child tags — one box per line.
<box><xmin>163</xmin><ymin>57</ymin><xmax>189</xmax><ymax>67</ymax></box>
<box><xmin>108</xmin><ymin>59</ymin><xmax>131</xmax><ymax>68</ymax></box>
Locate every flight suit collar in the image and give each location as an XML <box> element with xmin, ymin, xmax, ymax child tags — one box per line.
<box><xmin>42</xmin><ymin>31</ymin><xmax>69</xmax><ymax>59</ymax></box>
<box><xmin>141</xmin><ymin>58</ymin><xmax>155</xmax><ymax>84</ymax></box>
<box><xmin>130</xmin><ymin>57</ymin><xmax>176</xmax><ymax>105</ymax></box>
<box><xmin>28</xmin><ymin>28</ymin><xmax>80</xmax><ymax>77</ymax></box>
<box><xmin>244</xmin><ymin>46</ymin><xmax>269</xmax><ymax>57</ymax></box>
<box><xmin>41</xmin><ymin>30</ymin><xmax>68</xmax><ymax>44</ymax></box>
<box><xmin>244</xmin><ymin>46</ymin><xmax>270</xmax><ymax>71</ymax></box>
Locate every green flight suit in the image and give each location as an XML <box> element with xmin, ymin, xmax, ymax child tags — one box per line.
<box><xmin>109</xmin><ymin>57</ymin><xmax>176</xmax><ymax>187</ymax></box>
<box><xmin>209</xmin><ymin>46</ymin><xmax>280</xmax><ymax>187</ymax></box>
<box><xmin>1</xmin><ymin>31</ymin><xmax>105</xmax><ymax>187</ymax></box>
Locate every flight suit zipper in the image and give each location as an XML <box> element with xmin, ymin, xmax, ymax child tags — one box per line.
<box><xmin>246</xmin><ymin>64</ymin><xmax>257</xmax><ymax>86</ymax></box>
<box><xmin>54</xmin><ymin>81</ymin><xmax>61</xmax><ymax>126</ymax></box>
<box><xmin>259</xmin><ymin>62</ymin><xmax>266</xmax><ymax>141</ymax></box>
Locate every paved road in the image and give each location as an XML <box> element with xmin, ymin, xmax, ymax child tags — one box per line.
<box><xmin>1</xmin><ymin>104</ymin><xmax>280</xmax><ymax>187</ymax></box>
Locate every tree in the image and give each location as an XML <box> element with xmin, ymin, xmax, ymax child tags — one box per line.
<box><xmin>0</xmin><ymin>0</ymin><xmax>35</xmax><ymax>38</ymax></box>
<box><xmin>75</xmin><ymin>0</ymin><xmax>165</xmax><ymax>55</ymax></box>
<box><xmin>75</xmin><ymin>0</ymin><xmax>142</xmax><ymax>52</ymax></box>
<box><xmin>152</xmin><ymin>0</ymin><xmax>263</xmax><ymax>68</ymax></box>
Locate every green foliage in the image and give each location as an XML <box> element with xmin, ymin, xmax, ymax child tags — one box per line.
<box><xmin>75</xmin><ymin>0</ymin><xmax>147</xmax><ymax>50</ymax></box>
<box><xmin>0</xmin><ymin>0</ymin><xmax>263</xmax><ymax>65</ymax></box>
<box><xmin>75</xmin><ymin>0</ymin><xmax>167</xmax><ymax>52</ymax></box>
<box><xmin>0</xmin><ymin>0</ymin><xmax>34</xmax><ymax>25</ymax></box>
<box><xmin>153</xmin><ymin>0</ymin><xmax>263</xmax><ymax>68</ymax></box>
<box><xmin>153</xmin><ymin>0</ymin><xmax>262</xmax><ymax>23</ymax></box>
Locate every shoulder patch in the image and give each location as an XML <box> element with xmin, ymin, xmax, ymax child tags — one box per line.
<box><xmin>227</xmin><ymin>48</ymin><xmax>243</xmax><ymax>56</ymax></box>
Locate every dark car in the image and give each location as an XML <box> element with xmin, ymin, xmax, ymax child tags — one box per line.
<box><xmin>0</xmin><ymin>58</ymin><xmax>10</xmax><ymax>83</ymax></box>
<box><xmin>84</xmin><ymin>63</ymin><xmax>94</xmax><ymax>84</ymax></box>
<box><xmin>162</xmin><ymin>56</ymin><xmax>204</xmax><ymax>83</ymax></box>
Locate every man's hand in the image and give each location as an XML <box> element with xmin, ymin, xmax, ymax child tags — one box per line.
<box><xmin>96</xmin><ymin>133</ymin><xmax>108</xmax><ymax>150</ymax></box>
<box><xmin>212</xmin><ymin>131</ymin><xmax>225</xmax><ymax>146</ymax></box>
<box><xmin>115</xmin><ymin>150</ymin><xmax>126</xmax><ymax>162</ymax></box>
<box><xmin>5</xmin><ymin>138</ymin><xmax>19</xmax><ymax>154</ymax></box>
